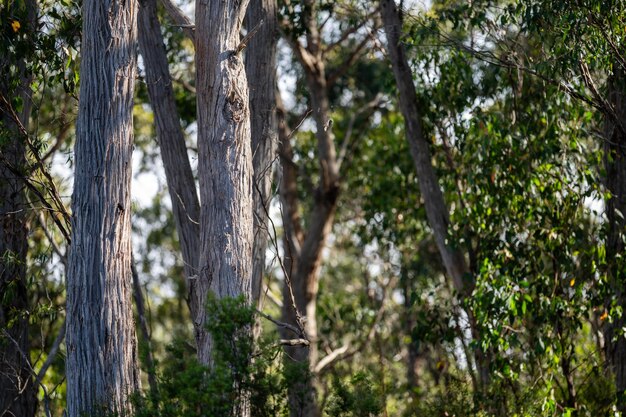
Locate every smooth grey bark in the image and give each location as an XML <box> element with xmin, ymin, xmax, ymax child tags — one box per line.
<box><xmin>138</xmin><ymin>0</ymin><xmax>200</xmax><ymax>314</ymax></box>
<box><xmin>380</xmin><ymin>0</ymin><xmax>495</xmax><ymax>390</ymax></box>
<box><xmin>603</xmin><ymin>66</ymin><xmax>626</xmax><ymax>410</ymax></box>
<box><xmin>65</xmin><ymin>0</ymin><xmax>140</xmax><ymax>415</ymax></box>
<box><xmin>193</xmin><ymin>0</ymin><xmax>253</xmax><ymax>367</ymax></box>
<box><xmin>245</xmin><ymin>0</ymin><xmax>279</xmax><ymax>308</ymax></box>
<box><xmin>380</xmin><ymin>0</ymin><xmax>469</xmax><ymax>295</ymax></box>
<box><xmin>0</xmin><ymin>2</ymin><xmax>38</xmax><ymax>416</ymax></box>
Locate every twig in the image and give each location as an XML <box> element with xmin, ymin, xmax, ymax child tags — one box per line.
<box><xmin>257</xmin><ymin>310</ymin><xmax>306</xmax><ymax>339</ymax></box>
<box><xmin>236</xmin><ymin>19</ymin><xmax>264</xmax><ymax>55</ymax></box>
<box><xmin>280</xmin><ymin>338</ymin><xmax>310</xmax><ymax>347</ymax></box>
<box><xmin>254</xmin><ymin>178</ymin><xmax>307</xmax><ymax>337</ymax></box>
<box><xmin>159</xmin><ymin>0</ymin><xmax>195</xmax><ymax>41</ymax></box>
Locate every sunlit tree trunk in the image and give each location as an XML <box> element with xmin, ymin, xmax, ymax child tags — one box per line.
<box><xmin>193</xmin><ymin>0</ymin><xmax>252</xmax><ymax>363</ymax></box>
<box><xmin>65</xmin><ymin>0</ymin><xmax>140</xmax><ymax>415</ymax></box>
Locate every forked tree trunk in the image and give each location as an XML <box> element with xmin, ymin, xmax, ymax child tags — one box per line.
<box><xmin>193</xmin><ymin>0</ymin><xmax>253</xmax><ymax>364</ymax></box>
<box><xmin>65</xmin><ymin>0</ymin><xmax>140</xmax><ymax>415</ymax></box>
<box><xmin>603</xmin><ymin>65</ymin><xmax>626</xmax><ymax>411</ymax></box>
<box><xmin>0</xmin><ymin>2</ymin><xmax>39</xmax><ymax>416</ymax></box>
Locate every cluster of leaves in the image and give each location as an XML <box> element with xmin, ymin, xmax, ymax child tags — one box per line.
<box><xmin>132</xmin><ymin>295</ymin><xmax>388</xmax><ymax>417</ymax></box>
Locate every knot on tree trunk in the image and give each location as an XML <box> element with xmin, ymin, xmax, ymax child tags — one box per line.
<box><xmin>223</xmin><ymin>54</ymin><xmax>248</xmax><ymax>123</ymax></box>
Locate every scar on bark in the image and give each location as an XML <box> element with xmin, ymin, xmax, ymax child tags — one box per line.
<box><xmin>225</xmin><ymin>89</ymin><xmax>246</xmax><ymax>122</ymax></box>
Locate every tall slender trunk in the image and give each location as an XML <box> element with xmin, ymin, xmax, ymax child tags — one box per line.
<box><xmin>137</xmin><ymin>0</ymin><xmax>200</xmax><ymax>316</ymax></box>
<box><xmin>603</xmin><ymin>65</ymin><xmax>626</xmax><ymax>410</ymax></box>
<box><xmin>0</xmin><ymin>2</ymin><xmax>39</xmax><ymax>416</ymax></box>
<box><xmin>65</xmin><ymin>0</ymin><xmax>140</xmax><ymax>415</ymax></box>
<box><xmin>194</xmin><ymin>0</ymin><xmax>252</xmax><ymax>364</ymax></box>
<box><xmin>380</xmin><ymin>0</ymin><xmax>491</xmax><ymax>389</ymax></box>
<box><xmin>277</xmin><ymin>88</ymin><xmax>336</xmax><ymax>417</ymax></box>
<box><xmin>245</xmin><ymin>0</ymin><xmax>279</xmax><ymax>308</ymax></box>
<box><xmin>277</xmin><ymin>100</ymin><xmax>322</xmax><ymax>417</ymax></box>
<box><xmin>0</xmin><ymin>59</ymin><xmax>37</xmax><ymax>417</ymax></box>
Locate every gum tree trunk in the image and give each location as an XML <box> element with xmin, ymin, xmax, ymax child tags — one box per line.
<box><xmin>65</xmin><ymin>0</ymin><xmax>140</xmax><ymax>415</ymax></box>
<box><xmin>245</xmin><ymin>0</ymin><xmax>279</xmax><ymax>308</ymax></box>
<box><xmin>0</xmin><ymin>2</ymin><xmax>39</xmax><ymax>415</ymax></box>
<box><xmin>380</xmin><ymin>0</ymin><xmax>493</xmax><ymax>389</ymax></box>
<box><xmin>138</xmin><ymin>0</ymin><xmax>200</xmax><ymax>314</ymax></box>
<box><xmin>193</xmin><ymin>0</ymin><xmax>252</xmax><ymax>364</ymax></box>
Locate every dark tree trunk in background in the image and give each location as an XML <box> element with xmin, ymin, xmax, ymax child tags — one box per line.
<box><xmin>0</xmin><ymin>2</ymin><xmax>38</xmax><ymax>415</ymax></box>
<box><xmin>603</xmin><ymin>65</ymin><xmax>626</xmax><ymax>411</ymax></box>
<box><xmin>245</xmin><ymin>0</ymin><xmax>279</xmax><ymax>308</ymax></box>
<box><xmin>65</xmin><ymin>0</ymin><xmax>140</xmax><ymax>415</ymax></box>
<box><xmin>138</xmin><ymin>0</ymin><xmax>200</xmax><ymax>316</ymax></box>
<box><xmin>193</xmin><ymin>0</ymin><xmax>252</xmax><ymax>365</ymax></box>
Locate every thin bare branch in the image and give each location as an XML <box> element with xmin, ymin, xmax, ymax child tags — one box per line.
<box><xmin>159</xmin><ymin>0</ymin><xmax>195</xmax><ymax>40</ymax></box>
<box><xmin>327</xmin><ymin>33</ymin><xmax>373</xmax><ymax>88</ymax></box>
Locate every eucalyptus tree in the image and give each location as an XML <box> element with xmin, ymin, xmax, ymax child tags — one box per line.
<box><xmin>509</xmin><ymin>1</ymin><xmax>626</xmax><ymax>409</ymax></box>
<box><xmin>277</xmin><ymin>2</ymin><xmax>383</xmax><ymax>414</ymax></box>
<box><xmin>0</xmin><ymin>1</ymin><xmax>38</xmax><ymax>415</ymax></box>
<box><xmin>65</xmin><ymin>0</ymin><xmax>141</xmax><ymax>415</ymax></box>
<box><xmin>380</xmin><ymin>0</ymin><xmax>493</xmax><ymax>389</ymax></box>
<box><xmin>245</xmin><ymin>0</ymin><xmax>279</xmax><ymax>308</ymax></box>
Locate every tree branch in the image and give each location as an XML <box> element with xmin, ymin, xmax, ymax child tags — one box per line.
<box><xmin>159</xmin><ymin>0</ymin><xmax>195</xmax><ymax>41</ymax></box>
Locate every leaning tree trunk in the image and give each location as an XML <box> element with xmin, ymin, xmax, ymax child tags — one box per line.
<box><xmin>0</xmin><ymin>2</ymin><xmax>38</xmax><ymax>416</ymax></box>
<box><xmin>138</xmin><ymin>0</ymin><xmax>200</xmax><ymax>315</ymax></box>
<box><xmin>380</xmin><ymin>0</ymin><xmax>492</xmax><ymax>389</ymax></box>
<box><xmin>65</xmin><ymin>0</ymin><xmax>140</xmax><ymax>415</ymax></box>
<box><xmin>245</xmin><ymin>0</ymin><xmax>279</xmax><ymax>308</ymax></box>
<box><xmin>193</xmin><ymin>0</ymin><xmax>252</xmax><ymax>363</ymax></box>
<box><xmin>603</xmin><ymin>65</ymin><xmax>626</xmax><ymax>411</ymax></box>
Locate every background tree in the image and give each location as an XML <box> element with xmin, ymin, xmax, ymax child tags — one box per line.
<box><xmin>0</xmin><ymin>1</ymin><xmax>38</xmax><ymax>415</ymax></box>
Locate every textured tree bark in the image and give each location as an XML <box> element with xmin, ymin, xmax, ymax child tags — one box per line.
<box><xmin>0</xmin><ymin>2</ymin><xmax>38</xmax><ymax>415</ymax></box>
<box><xmin>0</xmin><ymin>102</ymin><xmax>37</xmax><ymax>417</ymax></box>
<box><xmin>245</xmin><ymin>0</ymin><xmax>279</xmax><ymax>308</ymax></box>
<box><xmin>603</xmin><ymin>66</ymin><xmax>626</xmax><ymax>411</ymax></box>
<box><xmin>138</xmin><ymin>0</ymin><xmax>200</xmax><ymax>314</ymax></box>
<box><xmin>380</xmin><ymin>0</ymin><xmax>494</xmax><ymax>390</ymax></box>
<box><xmin>193</xmin><ymin>0</ymin><xmax>252</xmax><ymax>367</ymax></box>
<box><xmin>65</xmin><ymin>0</ymin><xmax>140</xmax><ymax>415</ymax></box>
